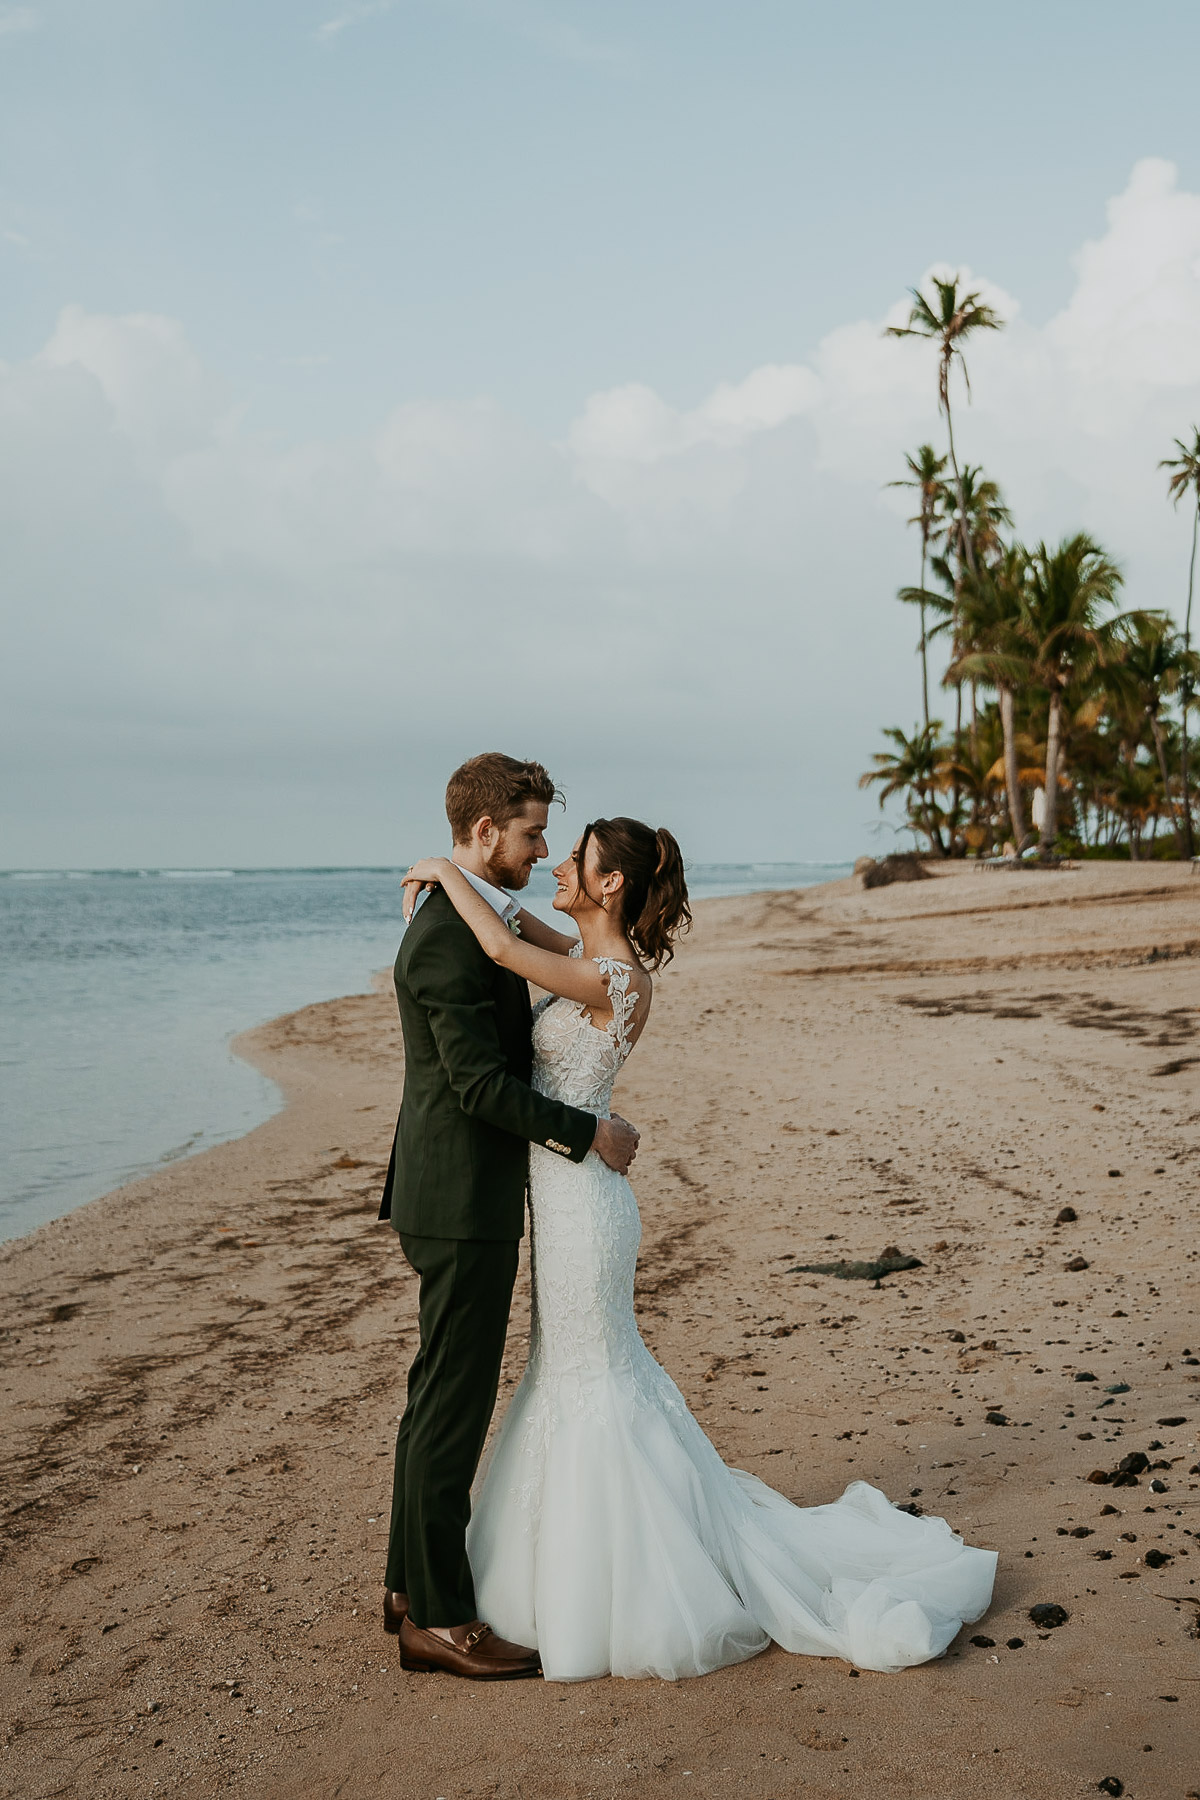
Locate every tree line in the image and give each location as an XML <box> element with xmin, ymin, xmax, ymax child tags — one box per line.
<box><xmin>861</xmin><ymin>274</ymin><xmax>1200</xmax><ymax>862</ymax></box>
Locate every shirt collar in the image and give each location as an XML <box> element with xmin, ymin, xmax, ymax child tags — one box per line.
<box><xmin>456</xmin><ymin>863</ymin><xmax>519</xmax><ymax>922</ymax></box>
<box><xmin>410</xmin><ymin>860</ymin><xmax>518</xmax><ymax>923</ymax></box>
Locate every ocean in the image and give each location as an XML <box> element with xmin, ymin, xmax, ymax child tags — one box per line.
<box><xmin>0</xmin><ymin>861</ymin><xmax>849</xmax><ymax>1242</ymax></box>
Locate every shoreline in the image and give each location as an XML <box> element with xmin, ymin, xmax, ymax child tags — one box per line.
<box><xmin>0</xmin><ymin>866</ymin><xmax>851</xmax><ymax>1251</ymax></box>
<box><xmin>3</xmin><ymin>863</ymin><xmax>1199</xmax><ymax>1800</ymax></box>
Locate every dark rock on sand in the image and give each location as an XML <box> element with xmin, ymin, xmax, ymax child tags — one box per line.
<box><xmin>788</xmin><ymin>1246</ymin><xmax>922</xmax><ymax>1284</ymax></box>
<box><xmin>856</xmin><ymin>853</ymin><xmax>932</xmax><ymax>890</ymax></box>
<box><xmin>1029</xmin><ymin>1604</ymin><xmax>1069</xmax><ymax>1628</ymax></box>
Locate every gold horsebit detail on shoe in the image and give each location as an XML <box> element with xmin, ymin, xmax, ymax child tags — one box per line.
<box><xmin>462</xmin><ymin>1624</ymin><xmax>491</xmax><ymax>1651</ymax></box>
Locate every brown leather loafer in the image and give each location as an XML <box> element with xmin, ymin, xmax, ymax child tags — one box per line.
<box><xmin>382</xmin><ymin>1590</ymin><xmax>410</xmax><ymax>1635</ymax></box>
<box><xmin>399</xmin><ymin>1617</ymin><xmax>541</xmax><ymax>1681</ymax></box>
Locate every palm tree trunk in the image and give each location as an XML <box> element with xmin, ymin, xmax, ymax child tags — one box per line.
<box><xmin>1149</xmin><ymin>710</ymin><xmax>1180</xmax><ymax>840</ymax></box>
<box><xmin>1181</xmin><ymin>498</ymin><xmax>1198</xmax><ymax>858</ymax></box>
<box><xmin>928</xmin><ymin>536</ymin><xmax>935</xmax><ymax>727</ymax></box>
<box><xmin>943</xmin><ymin>382</ymin><xmax>977</xmax><ymax>578</ymax></box>
<box><xmin>1040</xmin><ymin>689</ymin><xmax>1063</xmax><ymax>858</ymax></box>
<box><xmin>951</xmin><ymin>679</ymin><xmax>963</xmax><ymax>854</ymax></box>
<box><xmin>999</xmin><ymin>684</ymin><xmax>1028</xmax><ymax>852</ymax></box>
<box><xmin>969</xmin><ymin>679</ymin><xmax>978</xmax><ymax>757</ymax></box>
<box><xmin>943</xmin><ymin>381</ymin><xmax>970</xmax><ymax>852</ymax></box>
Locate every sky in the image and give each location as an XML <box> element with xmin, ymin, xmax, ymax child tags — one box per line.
<box><xmin>3</xmin><ymin>1</ymin><xmax>1200</xmax><ymax>868</ymax></box>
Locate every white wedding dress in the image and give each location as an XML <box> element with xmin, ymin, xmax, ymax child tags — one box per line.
<box><xmin>466</xmin><ymin>954</ymin><xmax>997</xmax><ymax>1681</ymax></box>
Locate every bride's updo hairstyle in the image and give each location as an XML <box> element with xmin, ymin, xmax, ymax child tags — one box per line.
<box><xmin>577</xmin><ymin>818</ymin><xmax>691</xmax><ymax>970</ymax></box>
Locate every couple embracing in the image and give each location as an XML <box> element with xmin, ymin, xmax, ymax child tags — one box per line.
<box><xmin>377</xmin><ymin>752</ymin><xmax>996</xmax><ymax>1684</ymax></box>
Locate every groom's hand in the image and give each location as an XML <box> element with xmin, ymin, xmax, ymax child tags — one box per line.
<box><xmin>592</xmin><ymin>1114</ymin><xmax>639</xmax><ymax>1176</ymax></box>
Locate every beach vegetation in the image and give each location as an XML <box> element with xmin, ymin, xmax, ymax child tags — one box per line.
<box><xmin>1160</xmin><ymin>428</ymin><xmax>1200</xmax><ymax>856</ymax></box>
<box><xmin>857</xmin><ymin>722</ymin><xmax>950</xmax><ymax>856</ymax></box>
<box><xmin>887</xmin><ymin>444</ymin><xmax>946</xmax><ymax>729</ymax></box>
<box><xmin>887</xmin><ymin>279</ymin><xmax>1006</xmax><ymax>835</ymax></box>
<box><xmin>875</xmin><ymin>299</ymin><xmax>1200</xmax><ymax>861</ymax></box>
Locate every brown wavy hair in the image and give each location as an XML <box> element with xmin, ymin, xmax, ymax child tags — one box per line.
<box><xmin>445</xmin><ymin>752</ymin><xmax>562</xmax><ymax>844</ymax></box>
<box><xmin>576</xmin><ymin>817</ymin><xmax>691</xmax><ymax>970</ymax></box>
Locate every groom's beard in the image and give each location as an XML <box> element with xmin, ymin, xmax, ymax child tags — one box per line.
<box><xmin>486</xmin><ymin>850</ymin><xmax>537</xmax><ymax>891</ymax></box>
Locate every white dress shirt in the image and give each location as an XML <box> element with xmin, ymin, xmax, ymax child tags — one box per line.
<box><xmin>410</xmin><ymin>862</ymin><xmax>518</xmax><ymax>926</ymax></box>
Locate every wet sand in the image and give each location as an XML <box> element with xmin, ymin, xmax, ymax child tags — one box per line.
<box><xmin>2</xmin><ymin>861</ymin><xmax>1199</xmax><ymax>1800</ymax></box>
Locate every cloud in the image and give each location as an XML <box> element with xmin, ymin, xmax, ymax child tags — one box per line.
<box><xmin>313</xmin><ymin>0</ymin><xmax>397</xmax><ymax>45</ymax></box>
<box><xmin>1050</xmin><ymin>157</ymin><xmax>1200</xmax><ymax>387</ymax></box>
<box><xmin>472</xmin><ymin>0</ymin><xmax>634</xmax><ymax>72</ymax></box>
<box><xmin>38</xmin><ymin>303</ymin><xmax>232</xmax><ymax>461</ymax></box>
<box><xmin>6</xmin><ymin>158</ymin><xmax>1200</xmax><ymax>865</ymax></box>
<box><xmin>0</xmin><ymin>6</ymin><xmax>38</xmax><ymax>38</ymax></box>
<box><xmin>569</xmin><ymin>365</ymin><xmax>820</xmax><ymax>465</ymax></box>
<box><xmin>571</xmin><ymin>158</ymin><xmax>1200</xmax><ymax>566</ymax></box>
<box><xmin>313</xmin><ymin>0</ymin><xmax>632</xmax><ymax>70</ymax></box>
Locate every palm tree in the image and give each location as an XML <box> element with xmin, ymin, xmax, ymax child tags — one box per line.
<box><xmin>1021</xmin><ymin>535</ymin><xmax>1126</xmax><ymax>859</ymax></box>
<box><xmin>887</xmin><ymin>444</ymin><xmax>947</xmax><ymax>728</ymax></box>
<box><xmin>1107</xmin><ymin>613</ymin><xmax>1199</xmax><ymax>846</ymax></box>
<box><xmin>940</xmin><ymin>465</ymin><xmax>1013</xmax><ymax>572</ymax></box>
<box><xmin>940</xmin><ymin>465</ymin><xmax>1014</xmax><ymax>752</ymax></box>
<box><xmin>937</xmin><ymin>706</ymin><xmax>1006</xmax><ymax>855</ymax></box>
<box><xmin>858</xmin><ymin>722</ymin><xmax>949</xmax><ymax>855</ymax></box>
<box><xmin>950</xmin><ymin>545</ymin><xmax>1034</xmax><ymax>853</ymax></box>
<box><xmin>1160</xmin><ymin>427</ymin><xmax>1200</xmax><ymax>856</ymax></box>
<box><xmin>902</xmin><ymin>463</ymin><xmax>1014</xmax><ymax>838</ymax></box>
<box><xmin>885</xmin><ymin>275</ymin><xmax>1005</xmax><ymax>580</ymax></box>
<box><xmin>1110</xmin><ymin>759</ymin><xmax>1159</xmax><ymax>861</ymax></box>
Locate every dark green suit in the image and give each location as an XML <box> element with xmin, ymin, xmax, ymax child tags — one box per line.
<box><xmin>379</xmin><ymin>888</ymin><xmax>596</xmax><ymax>1625</ymax></box>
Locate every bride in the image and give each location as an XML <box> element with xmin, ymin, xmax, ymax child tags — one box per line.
<box><xmin>401</xmin><ymin>819</ymin><xmax>996</xmax><ymax>1682</ymax></box>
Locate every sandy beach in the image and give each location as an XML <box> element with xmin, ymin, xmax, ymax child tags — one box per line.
<box><xmin>3</xmin><ymin>862</ymin><xmax>1200</xmax><ymax>1800</ymax></box>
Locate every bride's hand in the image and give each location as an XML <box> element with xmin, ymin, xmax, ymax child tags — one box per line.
<box><xmin>406</xmin><ymin>857</ymin><xmax>450</xmax><ymax>884</ymax></box>
<box><xmin>401</xmin><ymin>857</ymin><xmax>451</xmax><ymax>923</ymax></box>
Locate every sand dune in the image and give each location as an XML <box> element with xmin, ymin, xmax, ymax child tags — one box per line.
<box><xmin>2</xmin><ymin>861</ymin><xmax>1199</xmax><ymax>1800</ymax></box>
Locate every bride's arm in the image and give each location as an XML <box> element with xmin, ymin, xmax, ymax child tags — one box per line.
<box><xmin>403</xmin><ymin>858</ymin><xmax>613</xmax><ymax>1009</ymax></box>
<box><xmin>510</xmin><ymin>908</ymin><xmax>579</xmax><ymax>955</ymax></box>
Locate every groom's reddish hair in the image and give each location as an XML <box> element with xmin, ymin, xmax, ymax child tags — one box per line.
<box><xmin>445</xmin><ymin>752</ymin><xmax>562</xmax><ymax>843</ymax></box>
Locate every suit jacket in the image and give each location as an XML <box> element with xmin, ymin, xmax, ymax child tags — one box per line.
<box><xmin>378</xmin><ymin>888</ymin><xmax>597</xmax><ymax>1241</ymax></box>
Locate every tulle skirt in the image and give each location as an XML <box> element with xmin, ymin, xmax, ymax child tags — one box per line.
<box><xmin>467</xmin><ymin>1346</ymin><xmax>998</xmax><ymax>1682</ymax></box>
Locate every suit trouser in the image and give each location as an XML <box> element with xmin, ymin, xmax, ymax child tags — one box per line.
<box><xmin>385</xmin><ymin>1232</ymin><xmax>520</xmax><ymax>1627</ymax></box>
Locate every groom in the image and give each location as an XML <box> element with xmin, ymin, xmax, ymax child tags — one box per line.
<box><xmin>378</xmin><ymin>752</ymin><xmax>639</xmax><ymax>1680</ymax></box>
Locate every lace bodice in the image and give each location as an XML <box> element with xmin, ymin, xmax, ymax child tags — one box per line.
<box><xmin>530</xmin><ymin>950</ymin><xmax>640</xmax><ymax>1115</ymax></box>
